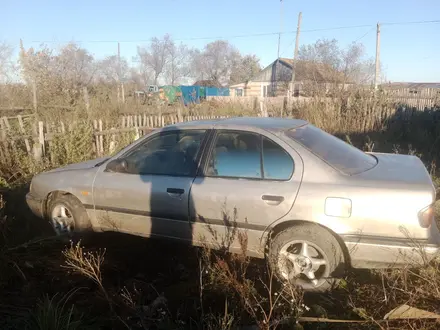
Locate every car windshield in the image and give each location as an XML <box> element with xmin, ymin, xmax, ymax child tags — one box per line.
<box><xmin>286</xmin><ymin>124</ymin><xmax>377</xmax><ymax>175</ymax></box>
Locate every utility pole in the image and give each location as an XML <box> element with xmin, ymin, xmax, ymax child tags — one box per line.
<box><xmin>20</xmin><ymin>39</ymin><xmax>38</xmax><ymax>111</ymax></box>
<box><xmin>275</xmin><ymin>0</ymin><xmax>283</xmax><ymax>97</ymax></box>
<box><xmin>374</xmin><ymin>23</ymin><xmax>381</xmax><ymax>90</ymax></box>
<box><xmin>290</xmin><ymin>11</ymin><xmax>302</xmax><ymax>97</ymax></box>
<box><xmin>118</xmin><ymin>42</ymin><xmax>125</xmax><ymax>103</ymax></box>
<box><xmin>277</xmin><ymin>0</ymin><xmax>283</xmax><ymax>59</ymax></box>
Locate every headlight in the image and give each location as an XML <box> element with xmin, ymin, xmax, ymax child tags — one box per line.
<box><xmin>418</xmin><ymin>204</ymin><xmax>435</xmax><ymax>228</ymax></box>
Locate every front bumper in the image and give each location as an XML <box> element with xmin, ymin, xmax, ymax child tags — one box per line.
<box><xmin>26</xmin><ymin>193</ymin><xmax>44</xmax><ymax>218</ymax></box>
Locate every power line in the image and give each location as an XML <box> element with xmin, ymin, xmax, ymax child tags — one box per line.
<box><xmin>279</xmin><ymin>38</ymin><xmax>296</xmax><ymax>58</ymax></box>
<box><xmin>29</xmin><ymin>24</ymin><xmax>375</xmax><ymax>44</ymax></box>
<box><xmin>382</xmin><ymin>19</ymin><xmax>440</xmax><ymax>26</ymax></box>
<box><xmin>280</xmin><ymin>26</ymin><xmax>375</xmax><ymax>58</ymax></box>
<box><xmin>353</xmin><ymin>27</ymin><xmax>376</xmax><ymax>42</ymax></box>
<box><xmin>28</xmin><ymin>19</ymin><xmax>439</xmax><ymax>44</ymax></box>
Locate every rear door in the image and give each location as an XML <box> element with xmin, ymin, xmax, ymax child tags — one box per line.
<box><xmin>189</xmin><ymin>129</ymin><xmax>303</xmax><ymax>255</ymax></box>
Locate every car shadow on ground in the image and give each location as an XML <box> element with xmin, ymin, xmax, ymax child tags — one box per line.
<box><xmin>2</xmin><ymin>187</ymin><xmax>439</xmax><ymax>329</ymax></box>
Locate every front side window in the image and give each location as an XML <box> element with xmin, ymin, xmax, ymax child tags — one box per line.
<box><xmin>206</xmin><ymin>131</ymin><xmax>294</xmax><ymax>180</ymax></box>
<box><xmin>123</xmin><ymin>130</ymin><xmax>206</xmax><ymax>176</ymax></box>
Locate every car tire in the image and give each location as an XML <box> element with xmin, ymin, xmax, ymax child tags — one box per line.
<box><xmin>268</xmin><ymin>223</ymin><xmax>345</xmax><ymax>292</ymax></box>
<box><xmin>47</xmin><ymin>193</ymin><xmax>92</xmax><ymax>237</ymax></box>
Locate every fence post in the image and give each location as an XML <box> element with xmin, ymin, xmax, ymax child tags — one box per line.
<box><xmin>83</xmin><ymin>86</ymin><xmax>90</xmax><ymax>112</ymax></box>
<box><xmin>17</xmin><ymin>115</ymin><xmax>31</xmax><ymax>153</ymax></box>
<box><xmin>109</xmin><ymin>128</ymin><xmax>116</xmax><ymax>154</ymax></box>
<box><xmin>93</xmin><ymin>120</ymin><xmax>100</xmax><ymax>156</ymax></box>
<box><xmin>98</xmin><ymin>120</ymin><xmax>104</xmax><ymax>155</ymax></box>
<box><xmin>2</xmin><ymin>117</ymin><xmax>15</xmax><ymax>147</ymax></box>
<box><xmin>37</xmin><ymin>121</ymin><xmax>45</xmax><ymax>158</ymax></box>
<box><xmin>177</xmin><ymin>106</ymin><xmax>183</xmax><ymax>123</ymax></box>
<box><xmin>0</xmin><ymin>118</ymin><xmax>6</xmax><ymax>146</ymax></box>
<box><xmin>32</xmin><ymin>81</ymin><xmax>38</xmax><ymax>112</ymax></box>
<box><xmin>260</xmin><ymin>99</ymin><xmax>268</xmax><ymax>117</ymax></box>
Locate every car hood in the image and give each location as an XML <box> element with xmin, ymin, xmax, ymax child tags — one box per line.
<box><xmin>45</xmin><ymin>157</ymin><xmax>109</xmax><ymax>174</ymax></box>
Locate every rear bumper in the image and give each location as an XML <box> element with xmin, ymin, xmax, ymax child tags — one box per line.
<box><xmin>343</xmin><ymin>233</ymin><xmax>440</xmax><ymax>268</ymax></box>
<box><xmin>26</xmin><ymin>193</ymin><xmax>44</xmax><ymax>218</ymax></box>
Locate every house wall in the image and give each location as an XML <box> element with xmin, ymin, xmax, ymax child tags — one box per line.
<box><xmin>230</xmin><ymin>81</ymin><xmax>290</xmax><ymax>97</ymax></box>
<box><xmin>252</xmin><ymin>60</ymin><xmax>293</xmax><ymax>82</ymax></box>
<box><xmin>385</xmin><ymin>87</ymin><xmax>440</xmax><ymax>99</ymax></box>
<box><xmin>251</xmin><ymin>65</ymin><xmax>273</xmax><ymax>82</ymax></box>
<box><xmin>230</xmin><ymin>81</ymin><xmax>265</xmax><ymax>97</ymax></box>
<box><xmin>229</xmin><ymin>60</ymin><xmax>294</xmax><ymax>97</ymax></box>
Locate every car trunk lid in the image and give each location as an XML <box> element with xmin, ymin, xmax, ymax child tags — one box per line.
<box><xmin>357</xmin><ymin>153</ymin><xmax>435</xmax><ymax>197</ymax></box>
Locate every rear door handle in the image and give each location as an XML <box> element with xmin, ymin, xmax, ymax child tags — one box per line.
<box><xmin>167</xmin><ymin>188</ymin><xmax>185</xmax><ymax>195</ymax></box>
<box><xmin>262</xmin><ymin>195</ymin><xmax>284</xmax><ymax>205</ymax></box>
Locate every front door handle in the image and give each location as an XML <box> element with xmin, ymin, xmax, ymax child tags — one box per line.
<box><xmin>262</xmin><ymin>195</ymin><xmax>284</xmax><ymax>205</ymax></box>
<box><xmin>167</xmin><ymin>188</ymin><xmax>184</xmax><ymax>195</ymax></box>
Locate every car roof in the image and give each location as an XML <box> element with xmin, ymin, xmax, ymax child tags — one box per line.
<box><xmin>164</xmin><ymin>116</ymin><xmax>308</xmax><ymax>133</ymax></box>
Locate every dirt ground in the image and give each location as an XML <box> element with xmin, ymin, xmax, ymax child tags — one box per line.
<box><xmin>1</xmin><ymin>187</ymin><xmax>440</xmax><ymax>330</ymax></box>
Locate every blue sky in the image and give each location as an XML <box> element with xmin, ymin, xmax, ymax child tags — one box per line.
<box><xmin>1</xmin><ymin>0</ymin><xmax>439</xmax><ymax>82</ymax></box>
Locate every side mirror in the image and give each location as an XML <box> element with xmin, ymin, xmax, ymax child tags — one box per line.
<box><xmin>105</xmin><ymin>158</ymin><xmax>128</xmax><ymax>173</ymax></box>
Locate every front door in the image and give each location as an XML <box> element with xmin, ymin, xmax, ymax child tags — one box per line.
<box><xmin>92</xmin><ymin>129</ymin><xmax>207</xmax><ymax>242</ymax></box>
<box><xmin>189</xmin><ymin>129</ymin><xmax>303</xmax><ymax>256</ymax></box>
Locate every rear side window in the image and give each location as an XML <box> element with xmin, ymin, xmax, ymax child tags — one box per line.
<box><xmin>206</xmin><ymin>131</ymin><xmax>294</xmax><ymax>180</ymax></box>
<box><xmin>263</xmin><ymin>137</ymin><xmax>294</xmax><ymax>180</ymax></box>
<box><xmin>286</xmin><ymin>124</ymin><xmax>377</xmax><ymax>175</ymax></box>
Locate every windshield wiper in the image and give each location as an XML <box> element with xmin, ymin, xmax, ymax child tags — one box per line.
<box><xmin>95</xmin><ymin>158</ymin><xmax>110</xmax><ymax>167</ymax></box>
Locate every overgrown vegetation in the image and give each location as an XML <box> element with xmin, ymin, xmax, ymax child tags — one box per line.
<box><xmin>1</xmin><ymin>37</ymin><xmax>440</xmax><ymax>329</ymax></box>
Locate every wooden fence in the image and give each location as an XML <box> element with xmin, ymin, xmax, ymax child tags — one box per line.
<box><xmin>0</xmin><ymin>113</ymin><xmax>228</xmax><ymax>161</ymax></box>
<box><xmin>209</xmin><ymin>94</ymin><xmax>439</xmax><ymax>112</ymax></box>
<box><xmin>390</xmin><ymin>96</ymin><xmax>438</xmax><ymax>111</ymax></box>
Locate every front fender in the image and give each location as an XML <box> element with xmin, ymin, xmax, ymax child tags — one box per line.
<box><xmin>31</xmin><ymin>167</ymin><xmax>98</xmax><ymax>206</ymax></box>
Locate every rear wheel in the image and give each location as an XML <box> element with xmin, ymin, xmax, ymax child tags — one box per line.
<box><xmin>269</xmin><ymin>223</ymin><xmax>345</xmax><ymax>292</ymax></box>
<box><xmin>48</xmin><ymin>194</ymin><xmax>92</xmax><ymax>237</ymax></box>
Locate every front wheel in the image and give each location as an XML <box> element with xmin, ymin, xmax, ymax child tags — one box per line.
<box><xmin>268</xmin><ymin>223</ymin><xmax>345</xmax><ymax>292</ymax></box>
<box><xmin>48</xmin><ymin>194</ymin><xmax>92</xmax><ymax>237</ymax></box>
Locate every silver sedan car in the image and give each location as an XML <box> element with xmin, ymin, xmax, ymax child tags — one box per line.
<box><xmin>26</xmin><ymin>117</ymin><xmax>440</xmax><ymax>291</ymax></box>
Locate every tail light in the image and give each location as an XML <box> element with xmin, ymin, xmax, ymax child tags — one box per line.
<box><xmin>418</xmin><ymin>204</ymin><xmax>435</xmax><ymax>228</ymax></box>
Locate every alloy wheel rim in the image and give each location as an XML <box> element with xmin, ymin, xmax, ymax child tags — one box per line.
<box><xmin>50</xmin><ymin>204</ymin><xmax>74</xmax><ymax>235</ymax></box>
<box><xmin>278</xmin><ymin>240</ymin><xmax>329</xmax><ymax>288</ymax></box>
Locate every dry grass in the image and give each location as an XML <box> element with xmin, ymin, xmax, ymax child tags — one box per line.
<box><xmin>1</xmin><ymin>87</ymin><xmax>440</xmax><ymax>328</ymax></box>
<box><xmin>31</xmin><ymin>289</ymin><xmax>87</xmax><ymax>330</ymax></box>
<box><xmin>2</xmin><ymin>88</ymin><xmax>439</xmax><ymax>187</ymax></box>
<box><xmin>62</xmin><ymin>242</ymin><xmax>106</xmax><ymax>292</ymax></box>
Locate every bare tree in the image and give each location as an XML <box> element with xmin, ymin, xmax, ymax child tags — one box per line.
<box><xmin>229</xmin><ymin>54</ymin><xmax>261</xmax><ymax>85</ymax></box>
<box><xmin>137</xmin><ymin>34</ymin><xmax>173</xmax><ymax>85</ymax></box>
<box><xmin>0</xmin><ymin>42</ymin><xmax>15</xmax><ymax>83</ymax></box>
<box><xmin>96</xmin><ymin>55</ymin><xmax>129</xmax><ymax>84</ymax></box>
<box><xmin>191</xmin><ymin>40</ymin><xmax>241</xmax><ymax>86</ymax></box>
<box><xmin>341</xmin><ymin>42</ymin><xmax>375</xmax><ymax>85</ymax></box>
<box><xmin>164</xmin><ymin>42</ymin><xmax>191</xmax><ymax>85</ymax></box>
<box><xmin>298</xmin><ymin>39</ymin><xmax>375</xmax><ymax>85</ymax></box>
<box><xmin>129</xmin><ymin>67</ymin><xmax>152</xmax><ymax>89</ymax></box>
<box><xmin>57</xmin><ymin>43</ymin><xmax>96</xmax><ymax>89</ymax></box>
<box><xmin>20</xmin><ymin>42</ymin><xmax>96</xmax><ymax>105</ymax></box>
